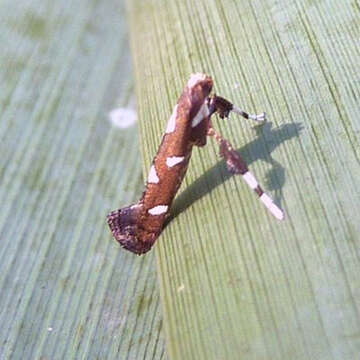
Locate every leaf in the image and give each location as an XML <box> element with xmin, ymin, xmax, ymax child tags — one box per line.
<box><xmin>128</xmin><ymin>0</ymin><xmax>360</xmax><ymax>359</ymax></box>
<box><xmin>0</xmin><ymin>1</ymin><xmax>165</xmax><ymax>359</ymax></box>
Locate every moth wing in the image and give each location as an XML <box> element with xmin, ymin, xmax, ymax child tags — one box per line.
<box><xmin>107</xmin><ymin>204</ymin><xmax>157</xmax><ymax>254</ymax></box>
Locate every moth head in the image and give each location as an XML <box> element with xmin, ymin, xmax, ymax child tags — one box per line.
<box><xmin>187</xmin><ymin>73</ymin><xmax>213</xmax><ymax>93</ymax></box>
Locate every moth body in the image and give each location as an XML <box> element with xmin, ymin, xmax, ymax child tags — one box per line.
<box><xmin>107</xmin><ymin>73</ymin><xmax>283</xmax><ymax>255</ymax></box>
<box><xmin>107</xmin><ymin>74</ymin><xmax>213</xmax><ymax>254</ymax></box>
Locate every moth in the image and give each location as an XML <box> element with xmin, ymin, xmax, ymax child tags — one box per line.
<box><xmin>107</xmin><ymin>73</ymin><xmax>284</xmax><ymax>255</ymax></box>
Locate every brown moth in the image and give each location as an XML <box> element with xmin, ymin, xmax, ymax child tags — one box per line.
<box><xmin>107</xmin><ymin>73</ymin><xmax>283</xmax><ymax>255</ymax></box>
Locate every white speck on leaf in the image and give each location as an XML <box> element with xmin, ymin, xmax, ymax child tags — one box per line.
<box><xmin>109</xmin><ymin>108</ymin><xmax>137</xmax><ymax>128</ymax></box>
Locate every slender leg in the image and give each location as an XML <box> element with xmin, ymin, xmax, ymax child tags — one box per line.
<box><xmin>232</xmin><ymin>106</ymin><xmax>266</xmax><ymax>122</ymax></box>
<box><xmin>210</xmin><ymin>95</ymin><xmax>266</xmax><ymax>122</ymax></box>
<box><xmin>207</xmin><ymin>126</ymin><xmax>284</xmax><ymax>220</ymax></box>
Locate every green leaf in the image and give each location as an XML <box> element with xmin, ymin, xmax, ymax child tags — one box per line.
<box><xmin>128</xmin><ymin>0</ymin><xmax>360</xmax><ymax>359</ymax></box>
<box><xmin>0</xmin><ymin>1</ymin><xmax>165</xmax><ymax>359</ymax></box>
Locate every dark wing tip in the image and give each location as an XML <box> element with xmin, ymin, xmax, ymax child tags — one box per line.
<box><xmin>106</xmin><ymin>205</ymin><xmax>156</xmax><ymax>255</ymax></box>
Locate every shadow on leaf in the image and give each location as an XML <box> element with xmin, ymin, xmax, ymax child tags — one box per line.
<box><xmin>167</xmin><ymin>122</ymin><xmax>302</xmax><ymax>224</ymax></box>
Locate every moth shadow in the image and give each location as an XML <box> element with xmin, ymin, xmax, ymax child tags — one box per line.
<box><xmin>166</xmin><ymin>121</ymin><xmax>303</xmax><ymax>224</ymax></box>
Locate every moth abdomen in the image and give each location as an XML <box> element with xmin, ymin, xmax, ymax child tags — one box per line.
<box><xmin>106</xmin><ymin>204</ymin><xmax>159</xmax><ymax>255</ymax></box>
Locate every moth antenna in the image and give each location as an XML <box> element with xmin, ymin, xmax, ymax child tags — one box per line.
<box><xmin>208</xmin><ymin>127</ymin><xmax>284</xmax><ymax>220</ymax></box>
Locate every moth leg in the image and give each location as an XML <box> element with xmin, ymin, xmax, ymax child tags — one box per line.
<box><xmin>207</xmin><ymin>126</ymin><xmax>284</xmax><ymax>220</ymax></box>
<box><xmin>232</xmin><ymin>106</ymin><xmax>266</xmax><ymax>122</ymax></box>
<box><xmin>210</xmin><ymin>95</ymin><xmax>266</xmax><ymax>122</ymax></box>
